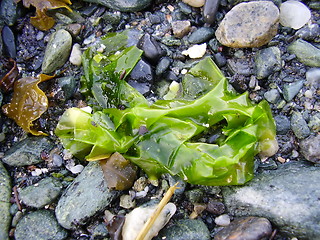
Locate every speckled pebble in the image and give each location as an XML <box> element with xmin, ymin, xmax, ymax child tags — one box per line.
<box><xmin>290</xmin><ymin>111</ymin><xmax>310</xmax><ymax>139</ymax></box>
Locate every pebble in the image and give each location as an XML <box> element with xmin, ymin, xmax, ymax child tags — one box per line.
<box><xmin>280</xmin><ymin>0</ymin><xmax>311</xmax><ymax>30</ymax></box>
<box><xmin>214</xmin><ymin>216</ymin><xmax>272</xmax><ymax>240</ymax></box>
<box><xmin>188</xmin><ymin>27</ymin><xmax>215</xmax><ymax>44</ymax></box>
<box><xmin>19</xmin><ymin>177</ymin><xmax>63</xmax><ymax>208</ymax></box>
<box><xmin>138</xmin><ymin>33</ymin><xmax>165</xmax><ymax>64</ymax></box>
<box><xmin>287</xmin><ymin>39</ymin><xmax>320</xmax><ymax>67</ymax></box>
<box><xmin>282</xmin><ymin>80</ymin><xmax>304</xmax><ymax>101</ymax></box>
<box><xmin>2</xmin><ymin>137</ymin><xmax>54</xmax><ymax>167</ymax></box>
<box><xmin>119</xmin><ymin>195</ymin><xmax>136</xmax><ymax>209</ymax></box>
<box><xmin>57</xmin><ymin>76</ymin><xmax>77</xmax><ymax>101</ymax></box>
<box><xmin>122</xmin><ymin>202</ymin><xmax>176</xmax><ymax>240</ymax></box>
<box><xmin>69</xmin><ymin>43</ymin><xmax>82</xmax><ymax>66</ymax></box>
<box><xmin>203</xmin><ymin>0</ymin><xmax>220</xmax><ymax>25</ymax></box>
<box><xmin>55</xmin><ymin>161</ymin><xmax>118</xmax><ymax>229</ymax></box>
<box><xmin>65</xmin><ymin>23</ymin><xmax>82</xmax><ymax>37</ymax></box>
<box><xmin>215</xmin><ymin>1</ymin><xmax>279</xmax><ymax>48</ymax></box>
<box><xmin>274</xmin><ymin>115</ymin><xmax>291</xmax><ymax>135</ymax></box>
<box><xmin>182</xmin><ymin>0</ymin><xmax>205</xmax><ymax>8</ymax></box>
<box><xmin>264</xmin><ymin>89</ymin><xmax>280</xmax><ymax>104</ymax></box>
<box><xmin>214</xmin><ymin>214</ymin><xmax>231</xmax><ymax>226</ymax></box>
<box><xmin>255</xmin><ymin>46</ymin><xmax>281</xmax><ymax>79</ymax></box>
<box><xmin>83</xmin><ymin>0</ymin><xmax>152</xmax><ymax>12</ymax></box>
<box><xmin>306</xmin><ymin>68</ymin><xmax>320</xmax><ymax>89</ymax></box>
<box><xmin>222</xmin><ymin>161</ymin><xmax>320</xmax><ymax>239</ymax></box>
<box><xmin>213</xmin><ymin>52</ymin><xmax>227</xmax><ymax>67</ymax></box>
<box><xmin>133</xmin><ymin>176</ymin><xmax>148</xmax><ymax>192</ymax></box>
<box><xmin>295</xmin><ymin>23</ymin><xmax>320</xmax><ymax>42</ymax></box>
<box><xmin>227</xmin><ymin>58</ymin><xmax>253</xmax><ymax>76</ymax></box>
<box><xmin>156</xmin><ymin>57</ymin><xmax>171</xmax><ymax>75</ymax></box>
<box><xmin>155</xmin><ymin>219</ymin><xmax>210</xmax><ymax>240</ymax></box>
<box><xmin>0</xmin><ymin>162</ymin><xmax>11</xmax><ymax>240</ymax></box>
<box><xmin>290</xmin><ymin>111</ymin><xmax>310</xmax><ymax>139</ymax></box>
<box><xmin>206</xmin><ymin>199</ymin><xmax>225</xmax><ymax>215</ymax></box>
<box><xmin>300</xmin><ymin>134</ymin><xmax>320</xmax><ymax>163</ymax></box>
<box><xmin>171</xmin><ymin>20</ymin><xmax>191</xmax><ymax>38</ymax></box>
<box><xmin>182</xmin><ymin>43</ymin><xmax>207</xmax><ymax>59</ymax></box>
<box><xmin>308</xmin><ymin>113</ymin><xmax>320</xmax><ymax>132</ymax></box>
<box><xmin>42</xmin><ymin>29</ymin><xmax>73</xmax><ymax>74</ymax></box>
<box><xmin>14</xmin><ymin>210</ymin><xmax>68</xmax><ymax>240</ymax></box>
<box><xmin>2</xmin><ymin>25</ymin><xmax>16</xmax><ymax>58</ymax></box>
<box><xmin>0</xmin><ymin>0</ymin><xmax>19</xmax><ymax>26</ymax></box>
<box><xmin>185</xmin><ymin>189</ymin><xmax>204</xmax><ymax>203</ymax></box>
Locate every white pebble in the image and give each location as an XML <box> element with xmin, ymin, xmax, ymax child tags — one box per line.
<box><xmin>182</xmin><ymin>43</ymin><xmax>207</xmax><ymax>59</ymax></box>
<box><xmin>280</xmin><ymin>0</ymin><xmax>311</xmax><ymax>30</ymax></box>
<box><xmin>304</xmin><ymin>89</ymin><xmax>313</xmax><ymax>98</ymax></box>
<box><xmin>69</xmin><ymin>43</ymin><xmax>82</xmax><ymax>66</ymax></box>
<box><xmin>182</xmin><ymin>0</ymin><xmax>205</xmax><ymax>7</ymax></box>
<box><xmin>214</xmin><ymin>214</ymin><xmax>231</xmax><ymax>226</ymax></box>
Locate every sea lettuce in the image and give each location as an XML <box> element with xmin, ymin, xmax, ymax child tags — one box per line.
<box><xmin>56</xmin><ymin>36</ymin><xmax>278</xmax><ymax>186</ymax></box>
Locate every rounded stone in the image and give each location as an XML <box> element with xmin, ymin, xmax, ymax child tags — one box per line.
<box><xmin>287</xmin><ymin>39</ymin><xmax>320</xmax><ymax>67</ymax></box>
<box><xmin>280</xmin><ymin>0</ymin><xmax>311</xmax><ymax>30</ymax></box>
<box><xmin>255</xmin><ymin>47</ymin><xmax>281</xmax><ymax>79</ymax></box>
<box><xmin>290</xmin><ymin>111</ymin><xmax>310</xmax><ymax>139</ymax></box>
<box><xmin>182</xmin><ymin>0</ymin><xmax>205</xmax><ymax>8</ymax></box>
<box><xmin>215</xmin><ymin>1</ymin><xmax>279</xmax><ymax>48</ymax></box>
<box><xmin>300</xmin><ymin>134</ymin><xmax>320</xmax><ymax>163</ymax></box>
<box><xmin>82</xmin><ymin>0</ymin><xmax>152</xmax><ymax>12</ymax></box>
<box><xmin>188</xmin><ymin>27</ymin><xmax>215</xmax><ymax>44</ymax></box>
<box><xmin>15</xmin><ymin>210</ymin><xmax>68</xmax><ymax>240</ymax></box>
<box><xmin>42</xmin><ymin>29</ymin><xmax>72</xmax><ymax>74</ymax></box>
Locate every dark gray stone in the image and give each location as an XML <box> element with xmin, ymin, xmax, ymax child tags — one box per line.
<box><xmin>214</xmin><ymin>216</ymin><xmax>272</xmax><ymax>240</ymax></box>
<box><xmin>188</xmin><ymin>27</ymin><xmax>215</xmax><ymax>44</ymax></box>
<box><xmin>19</xmin><ymin>177</ymin><xmax>63</xmax><ymax>208</ymax></box>
<box><xmin>264</xmin><ymin>89</ymin><xmax>280</xmax><ymax>104</ymax></box>
<box><xmin>138</xmin><ymin>33</ymin><xmax>165</xmax><ymax>64</ymax></box>
<box><xmin>300</xmin><ymin>134</ymin><xmax>320</xmax><ymax>163</ymax></box>
<box><xmin>15</xmin><ymin>210</ymin><xmax>68</xmax><ymax>240</ymax></box>
<box><xmin>2</xmin><ymin>137</ymin><xmax>54</xmax><ymax>167</ymax></box>
<box><xmin>55</xmin><ymin>161</ymin><xmax>118</xmax><ymax>229</ymax></box>
<box><xmin>227</xmin><ymin>58</ymin><xmax>253</xmax><ymax>76</ymax></box>
<box><xmin>274</xmin><ymin>115</ymin><xmax>290</xmax><ymax>135</ymax></box>
<box><xmin>295</xmin><ymin>23</ymin><xmax>320</xmax><ymax>42</ymax></box>
<box><xmin>2</xmin><ymin>25</ymin><xmax>16</xmax><ymax>58</ymax></box>
<box><xmin>82</xmin><ymin>0</ymin><xmax>152</xmax><ymax>12</ymax></box>
<box><xmin>42</xmin><ymin>29</ymin><xmax>72</xmax><ymax>74</ymax></box>
<box><xmin>155</xmin><ymin>219</ymin><xmax>210</xmax><ymax>240</ymax></box>
<box><xmin>287</xmin><ymin>39</ymin><xmax>320</xmax><ymax>67</ymax></box>
<box><xmin>185</xmin><ymin>189</ymin><xmax>204</xmax><ymax>203</ymax></box>
<box><xmin>203</xmin><ymin>0</ymin><xmax>220</xmax><ymax>25</ymax></box>
<box><xmin>283</xmin><ymin>80</ymin><xmax>304</xmax><ymax>101</ymax></box>
<box><xmin>156</xmin><ymin>57</ymin><xmax>171</xmax><ymax>75</ymax></box>
<box><xmin>222</xmin><ymin>161</ymin><xmax>320</xmax><ymax>239</ymax></box>
<box><xmin>255</xmin><ymin>46</ymin><xmax>281</xmax><ymax>79</ymax></box>
<box><xmin>290</xmin><ymin>111</ymin><xmax>310</xmax><ymax>139</ymax></box>
<box><xmin>0</xmin><ymin>162</ymin><xmax>11</xmax><ymax>240</ymax></box>
<box><xmin>0</xmin><ymin>0</ymin><xmax>19</xmax><ymax>26</ymax></box>
<box><xmin>57</xmin><ymin>76</ymin><xmax>76</xmax><ymax>100</ymax></box>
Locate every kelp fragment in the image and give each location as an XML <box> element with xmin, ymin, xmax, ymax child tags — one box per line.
<box><xmin>100</xmin><ymin>152</ymin><xmax>137</xmax><ymax>190</ymax></box>
<box><xmin>2</xmin><ymin>74</ymin><xmax>54</xmax><ymax>135</ymax></box>
<box><xmin>0</xmin><ymin>59</ymin><xmax>19</xmax><ymax>92</ymax></box>
<box><xmin>14</xmin><ymin>0</ymin><xmax>72</xmax><ymax>31</ymax></box>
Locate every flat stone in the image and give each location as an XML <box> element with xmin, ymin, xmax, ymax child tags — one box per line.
<box><xmin>2</xmin><ymin>137</ymin><xmax>54</xmax><ymax>166</ymax></box>
<box><xmin>55</xmin><ymin>161</ymin><xmax>118</xmax><ymax>229</ymax></box>
<box><xmin>215</xmin><ymin>1</ymin><xmax>279</xmax><ymax>48</ymax></box>
<box><xmin>155</xmin><ymin>219</ymin><xmax>210</xmax><ymax>240</ymax></box>
<box><xmin>300</xmin><ymin>134</ymin><xmax>320</xmax><ymax>163</ymax></box>
<box><xmin>280</xmin><ymin>0</ymin><xmax>311</xmax><ymax>30</ymax></box>
<box><xmin>282</xmin><ymin>80</ymin><xmax>304</xmax><ymax>101</ymax></box>
<box><xmin>188</xmin><ymin>27</ymin><xmax>215</xmax><ymax>44</ymax></box>
<box><xmin>0</xmin><ymin>162</ymin><xmax>11</xmax><ymax>240</ymax></box>
<box><xmin>82</xmin><ymin>0</ymin><xmax>152</xmax><ymax>12</ymax></box>
<box><xmin>171</xmin><ymin>20</ymin><xmax>191</xmax><ymax>38</ymax></box>
<box><xmin>42</xmin><ymin>29</ymin><xmax>72</xmax><ymax>74</ymax></box>
<box><xmin>274</xmin><ymin>115</ymin><xmax>291</xmax><ymax>135</ymax></box>
<box><xmin>214</xmin><ymin>216</ymin><xmax>272</xmax><ymax>240</ymax></box>
<box><xmin>290</xmin><ymin>111</ymin><xmax>310</xmax><ymax>139</ymax></box>
<box><xmin>19</xmin><ymin>177</ymin><xmax>63</xmax><ymax>208</ymax></box>
<box><xmin>255</xmin><ymin>47</ymin><xmax>281</xmax><ymax>79</ymax></box>
<box><xmin>0</xmin><ymin>0</ymin><xmax>19</xmax><ymax>26</ymax></box>
<box><xmin>287</xmin><ymin>39</ymin><xmax>320</xmax><ymax>67</ymax></box>
<box><xmin>264</xmin><ymin>89</ymin><xmax>280</xmax><ymax>104</ymax></box>
<box><xmin>15</xmin><ymin>210</ymin><xmax>68</xmax><ymax>240</ymax></box>
<box><xmin>222</xmin><ymin>161</ymin><xmax>320</xmax><ymax>239</ymax></box>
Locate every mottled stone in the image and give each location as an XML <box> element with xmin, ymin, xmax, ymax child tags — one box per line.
<box><xmin>171</xmin><ymin>20</ymin><xmax>191</xmax><ymax>38</ymax></box>
<box><xmin>55</xmin><ymin>161</ymin><xmax>118</xmax><ymax>229</ymax></box>
<box><xmin>300</xmin><ymin>134</ymin><xmax>320</xmax><ymax>163</ymax></box>
<box><xmin>2</xmin><ymin>137</ymin><xmax>53</xmax><ymax>167</ymax></box>
<box><xmin>255</xmin><ymin>47</ymin><xmax>281</xmax><ymax>79</ymax></box>
<box><xmin>82</xmin><ymin>0</ymin><xmax>152</xmax><ymax>12</ymax></box>
<box><xmin>287</xmin><ymin>39</ymin><xmax>320</xmax><ymax>67</ymax></box>
<box><xmin>0</xmin><ymin>162</ymin><xmax>11</xmax><ymax>240</ymax></box>
<box><xmin>215</xmin><ymin>1</ymin><xmax>279</xmax><ymax>48</ymax></box>
<box><xmin>290</xmin><ymin>111</ymin><xmax>310</xmax><ymax>139</ymax></box>
<box><xmin>42</xmin><ymin>29</ymin><xmax>72</xmax><ymax>74</ymax></box>
<box><xmin>15</xmin><ymin>210</ymin><xmax>68</xmax><ymax>240</ymax></box>
<box><xmin>222</xmin><ymin>161</ymin><xmax>320</xmax><ymax>239</ymax></box>
<box><xmin>283</xmin><ymin>80</ymin><xmax>304</xmax><ymax>101</ymax></box>
<box><xmin>214</xmin><ymin>217</ymin><xmax>272</xmax><ymax>240</ymax></box>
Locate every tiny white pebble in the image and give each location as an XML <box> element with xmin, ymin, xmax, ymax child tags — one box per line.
<box><xmin>182</xmin><ymin>43</ymin><xmax>207</xmax><ymax>59</ymax></box>
<box><xmin>214</xmin><ymin>214</ymin><xmax>231</xmax><ymax>226</ymax></box>
<box><xmin>69</xmin><ymin>43</ymin><xmax>82</xmax><ymax>66</ymax></box>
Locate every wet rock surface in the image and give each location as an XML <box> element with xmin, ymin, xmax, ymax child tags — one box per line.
<box><xmin>0</xmin><ymin>0</ymin><xmax>319</xmax><ymax>239</ymax></box>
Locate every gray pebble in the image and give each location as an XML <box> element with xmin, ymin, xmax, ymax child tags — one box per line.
<box><xmin>19</xmin><ymin>177</ymin><xmax>63</xmax><ymax>208</ymax></box>
<box><xmin>290</xmin><ymin>111</ymin><xmax>310</xmax><ymax>139</ymax></box>
<box><xmin>274</xmin><ymin>115</ymin><xmax>291</xmax><ymax>135</ymax></box>
<box><xmin>156</xmin><ymin>57</ymin><xmax>171</xmax><ymax>75</ymax></box>
<box><xmin>0</xmin><ymin>0</ymin><xmax>19</xmax><ymax>26</ymax></box>
<box><xmin>306</xmin><ymin>68</ymin><xmax>320</xmax><ymax>89</ymax></box>
<box><xmin>185</xmin><ymin>189</ymin><xmax>204</xmax><ymax>203</ymax></box>
<box><xmin>308</xmin><ymin>113</ymin><xmax>320</xmax><ymax>132</ymax></box>
<box><xmin>82</xmin><ymin>0</ymin><xmax>152</xmax><ymax>12</ymax></box>
<box><xmin>222</xmin><ymin>161</ymin><xmax>320</xmax><ymax>239</ymax></box>
<box><xmin>295</xmin><ymin>23</ymin><xmax>320</xmax><ymax>42</ymax></box>
<box><xmin>138</xmin><ymin>33</ymin><xmax>165</xmax><ymax>64</ymax></box>
<box><xmin>57</xmin><ymin>76</ymin><xmax>76</xmax><ymax>101</ymax></box>
<box><xmin>0</xmin><ymin>162</ymin><xmax>11</xmax><ymax>240</ymax></box>
<box><xmin>188</xmin><ymin>27</ymin><xmax>215</xmax><ymax>44</ymax></box>
<box><xmin>283</xmin><ymin>80</ymin><xmax>304</xmax><ymax>101</ymax></box>
<box><xmin>42</xmin><ymin>29</ymin><xmax>72</xmax><ymax>74</ymax></box>
<box><xmin>287</xmin><ymin>39</ymin><xmax>320</xmax><ymax>67</ymax></box>
<box><xmin>2</xmin><ymin>137</ymin><xmax>54</xmax><ymax>167</ymax></box>
<box><xmin>203</xmin><ymin>0</ymin><xmax>220</xmax><ymax>25</ymax></box>
<box><xmin>300</xmin><ymin>134</ymin><xmax>320</xmax><ymax>163</ymax></box>
<box><xmin>213</xmin><ymin>52</ymin><xmax>227</xmax><ymax>67</ymax></box>
<box><xmin>15</xmin><ymin>210</ymin><xmax>68</xmax><ymax>240</ymax></box>
<box><xmin>227</xmin><ymin>58</ymin><xmax>253</xmax><ymax>76</ymax></box>
<box><xmin>264</xmin><ymin>89</ymin><xmax>280</xmax><ymax>104</ymax></box>
<box><xmin>255</xmin><ymin>46</ymin><xmax>281</xmax><ymax>79</ymax></box>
